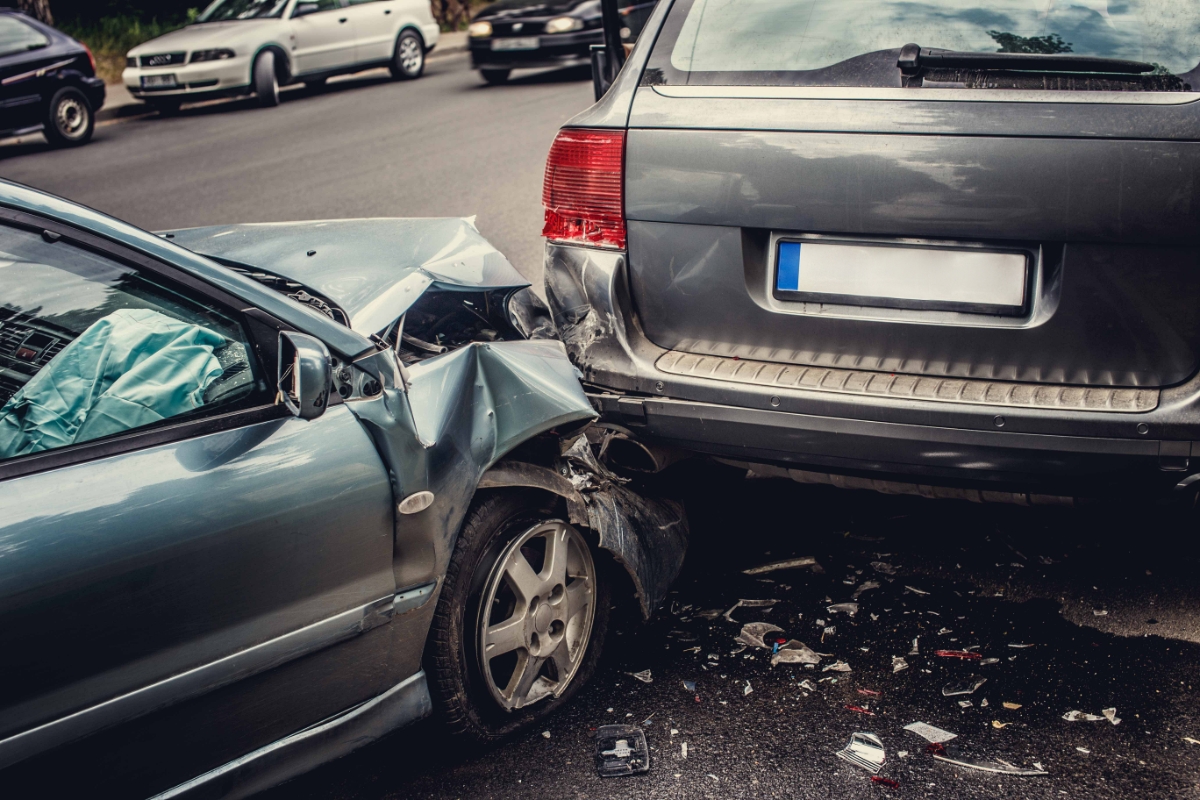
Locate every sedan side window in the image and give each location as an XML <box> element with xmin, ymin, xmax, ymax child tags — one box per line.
<box><xmin>0</xmin><ymin>225</ymin><xmax>264</xmax><ymax>461</ymax></box>
<box><xmin>0</xmin><ymin>16</ymin><xmax>49</xmax><ymax>58</ymax></box>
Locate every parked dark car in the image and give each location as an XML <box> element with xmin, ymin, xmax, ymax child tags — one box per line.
<box><xmin>0</xmin><ymin>180</ymin><xmax>686</xmax><ymax>797</ymax></box>
<box><xmin>468</xmin><ymin>0</ymin><xmax>652</xmax><ymax>85</ymax></box>
<box><xmin>0</xmin><ymin>9</ymin><xmax>104</xmax><ymax>147</ymax></box>
<box><xmin>543</xmin><ymin>0</ymin><xmax>1200</xmax><ymax>506</ymax></box>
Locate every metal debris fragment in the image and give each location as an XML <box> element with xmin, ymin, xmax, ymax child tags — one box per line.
<box><xmin>822</xmin><ymin>660</ymin><xmax>852</xmax><ymax>673</ymax></box>
<box><xmin>1002</xmin><ymin>702</ymin><xmax>1022</xmax><ymax>710</ymax></box>
<box><xmin>770</xmin><ymin>640</ymin><xmax>823</xmax><ymax>666</ymax></box>
<box><xmin>852</xmin><ymin>580</ymin><xmax>881</xmax><ymax>599</ymax></box>
<box><xmin>594</xmin><ymin>725</ymin><xmax>650</xmax><ymax>778</ymax></box>
<box><xmin>743</xmin><ymin>556</ymin><xmax>819</xmax><ymax>575</ymax></box>
<box><xmin>836</xmin><ymin>732</ymin><xmax>886</xmax><ymax>773</ymax></box>
<box><xmin>827</xmin><ymin>602</ymin><xmax>859</xmax><ymax>617</ymax></box>
<box><xmin>892</xmin><ymin>656</ymin><xmax>909</xmax><ymax>673</ymax></box>
<box><xmin>1062</xmin><ymin>710</ymin><xmax>1105</xmax><ymax>722</ymax></box>
<box><xmin>942</xmin><ymin>676</ymin><xmax>987</xmax><ymax>697</ymax></box>
<box><xmin>903</xmin><ymin>722</ymin><xmax>958</xmax><ymax>743</ymax></box>
<box><xmin>743</xmin><ymin>680</ymin><xmax>753</xmax><ymax>696</ymax></box>
<box><xmin>992</xmin><ymin>720</ymin><xmax>1009</xmax><ymax>729</ymax></box>
<box><xmin>871</xmin><ymin>561</ymin><xmax>898</xmax><ymax>575</ymax></box>
<box><xmin>723</xmin><ymin>598</ymin><xmax>778</xmax><ymax>622</ymax></box>
<box><xmin>627</xmin><ymin>670</ymin><xmax>653</xmax><ymax>684</ymax></box>
<box><xmin>904</xmin><ymin>585</ymin><xmax>930</xmax><ymax>595</ymax></box>
<box><xmin>929</xmin><ymin>744</ymin><xmax>1048</xmax><ymax>776</ymax></box>
<box><xmin>909</xmin><ymin>638</ymin><xmax>920</xmax><ymax>655</ymax></box>
<box><xmin>736</xmin><ymin>622</ymin><xmax>785</xmax><ymax>649</ymax></box>
<box><xmin>1007</xmin><ymin>643</ymin><xmax>1035</xmax><ymax>649</ymax></box>
<box><xmin>1103</xmin><ymin>707</ymin><xmax>1122</xmax><ymax>725</ymax></box>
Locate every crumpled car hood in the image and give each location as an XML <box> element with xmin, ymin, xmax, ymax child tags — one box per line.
<box><xmin>164</xmin><ymin>218</ymin><xmax>530</xmax><ymax>336</ymax></box>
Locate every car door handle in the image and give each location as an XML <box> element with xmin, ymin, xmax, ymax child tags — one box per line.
<box><xmin>384</xmin><ymin>8</ymin><xmax>391</xmax><ymax>13</ymax></box>
<box><xmin>339</xmin><ymin>17</ymin><xmax>348</xmax><ymax>22</ymax></box>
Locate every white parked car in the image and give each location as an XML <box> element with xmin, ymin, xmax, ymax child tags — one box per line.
<box><xmin>123</xmin><ymin>0</ymin><xmax>439</xmax><ymax>112</ymax></box>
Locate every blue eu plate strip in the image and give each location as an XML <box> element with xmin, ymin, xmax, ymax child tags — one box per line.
<box><xmin>777</xmin><ymin>241</ymin><xmax>801</xmax><ymax>291</ymax></box>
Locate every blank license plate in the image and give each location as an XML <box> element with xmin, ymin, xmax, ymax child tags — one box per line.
<box><xmin>492</xmin><ymin>37</ymin><xmax>539</xmax><ymax>50</ymax></box>
<box><xmin>774</xmin><ymin>240</ymin><xmax>1028</xmax><ymax>315</ymax></box>
<box><xmin>141</xmin><ymin>74</ymin><xmax>178</xmax><ymax>88</ymax></box>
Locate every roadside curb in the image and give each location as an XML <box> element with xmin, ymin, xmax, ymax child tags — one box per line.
<box><xmin>97</xmin><ymin>34</ymin><xmax>468</xmax><ymax>124</ymax></box>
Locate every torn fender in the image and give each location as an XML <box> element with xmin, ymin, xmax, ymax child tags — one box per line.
<box><xmin>345</xmin><ymin>339</ymin><xmax>596</xmax><ymax>592</ymax></box>
<box><xmin>478</xmin><ymin>440</ymin><xmax>688</xmax><ymax>619</ymax></box>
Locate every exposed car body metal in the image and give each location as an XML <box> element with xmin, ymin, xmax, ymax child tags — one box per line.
<box><xmin>545</xmin><ymin>0</ymin><xmax>1200</xmax><ymax>501</ymax></box>
<box><xmin>0</xmin><ymin>181</ymin><xmax>687</xmax><ymax>798</ymax></box>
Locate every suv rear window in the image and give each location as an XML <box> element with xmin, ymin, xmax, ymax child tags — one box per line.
<box><xmin>645</xmin><ymin>0</ymin><xmax>1200</xmax><ymax>89</ymax></box>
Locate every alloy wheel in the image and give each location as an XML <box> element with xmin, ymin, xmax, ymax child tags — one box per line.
<box><xmin>55</xmin><ymin>96</ymin><xmax>88</xmax><ymax>140</ymax></box>
<box><xmin>398</xmin><ymin>35</ymin><xmax>423</xmax><ymax>75</ymax></box>
<box><xmin>476</xmin><ymin>521</ymin><xmax>596</xmax><ymax>711</ymax></box>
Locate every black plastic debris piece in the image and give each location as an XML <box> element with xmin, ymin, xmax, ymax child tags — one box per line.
<box><xmin>594</xmin><ymin>725</ymin><xmax>651</xmax><ymax>777</ymax></box>
<box><xmin>942</xmin><ymin>676</ymin><xmax>987</xmax><ymax>697</ymax></box>
<box><xmin>928</xmin><ymin>743</ymin><xmax>1047</xmax><ymax>776</ymax></box>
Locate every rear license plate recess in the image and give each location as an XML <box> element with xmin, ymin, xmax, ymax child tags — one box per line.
<box><xmin>773</xmin><ymin>238</ymin><xmax>1029</xmax><ymax>316</ymax></box>
<box><xmin>492</xmin><ymin>37</ymin><xmax>539</xmax><ymax>50</ymax></box>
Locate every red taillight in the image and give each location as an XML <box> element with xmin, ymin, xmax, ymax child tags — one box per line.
<box><xmin>83</xmin><ymin>44</ymin><xmax>96</xmax><ymax>73</ymax></box>
<box><xmin>541</xmin><ymin>128</ymin><xmax>626</xmax><ymax>250</ymax></box>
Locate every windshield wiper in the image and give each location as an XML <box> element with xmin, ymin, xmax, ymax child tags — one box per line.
<box><xmin>898</xmin><ymin>43</ymin><xmax>1155</xmax><ymax>76</ymax></box>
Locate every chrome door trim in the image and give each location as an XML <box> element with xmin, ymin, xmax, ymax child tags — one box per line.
<box><xmin>0</xmin><ymin>596</ymin><xmax>394</xmax><ymax>770</ymax></box>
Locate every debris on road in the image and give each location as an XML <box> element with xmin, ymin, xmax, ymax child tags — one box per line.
<box><xmin>1076</xmin><ymin>747</ymin><xmax>1091</xmax><ymax>755</ymax></box>
<box><xmin>681</xmin><ymin>742</ymin><xmax>688</xmax><ymax>759</ymax></box>
<box><xmin>627</xmin><ymin>670</ymin><xmax>653</xmax><ymax>684</ymax></box>
<box><xmin>892</xmin><ymin>656</ymin><xmax>909</xmax><ymax>673</ymax></box>
<box><xmin>682</xmin><ymin>681</ymin><xmax>697</xmax><ymax>692</ymax></box>
<box><xmin>743</xmin><ymin>680</ymin><xmax>753</xmax><ymax>696</ymax></box>
<box><xmin>845</xmin><ymin>704</ymin><xmax>876</xmax><ymax>716</ymax></box>
<box><xmin>836</xmin><ymin>732</ymin><xmax>887</xmax><ymax>773</ymax></box>
<box><xmin>594</xmin><ymin>725</ymin><xmax>650</xmax><ymax>778</ymax></box>
<box><xmin>871</xmin><ymin>561</ymin><xmax>898</xmax><ymax>575</ymax></box>
<box><xmin>942</xmin><ymin>676</ymin><xmax>987</xmax><ymax>697</ymax></box>
<box><xmin>871</xmin><ymin>776</ymin><xmax>900</xmax><ymax>789</ymax></box>
<box><xmin>770</xmin><ymin>640</ymin><xmax>822</xmax><ymax>666</ymax></box>
<box><xmin>542</xmin><ymin>730</ymin><xmax>551</xmax><ymax>739</ymax></box>
<box><xmin>852</xmin><ymin>581</ymin><xmax>881</xmax><ymax>599</ymax></box>
<box><xmin>909</xmin><ymin>638</ymin><xmax>920</xmax><ymax>655</ymax></box>
<box><xmin>903</xmin><ymin>722</ymin><xmax>958</xmax><ymax>743</ymax></box>
<box><xmin>827</xmin><ymin>602</ymin><xmax>859</xmax><ymax>617</ymax></box>
<box><xmin>736</xmin><ymin>622</ymin><xmax>785</xmax><ymax>649</ymax></box>
<box><xmin>858</xmin><ymin>689</ymin><xmax>882</xmax><ymax>697</ymax></box>
<box><xmin>1007</xmin><ymin>643</ymin><xmax>1036</xmax><ymax>649</ymax></box>
<box><xmin>992</xmin><ymin>720</ymin><xmax>1009</xmax><ymax>729</ymax></box>
<box><xmin>1103</xmin><ymin>707</ymin><xmax>1122</xmax><ymax>725</ymax></box>
<box><xmin>904</xmin><ymin>585</ymin><xmax>930</xmax><ymax>595</ymax></box>
<box><xmin>928</xmin><ymin>744</ymin><xmax>1048</xmax><ymax>776</ymax></box>
<box><xmin>823</xmin><ymin>660</ymin><xmax>853</xmax><ymax>673</ymax></box>
<box><xmin>743</xmin><ymin>556</ymin><xmax>820</xmax><ymax>575</ymax></box>
<box><xmin>1183</xmin><ymin>737</ymin><xmax>1200</xmax><ymax>746</ymax></box>
<box><xmin>935</xmin><ymin>650</ymin><xmax>982</xmax><ymax>660</ymax></box>
<box><xmin>1003</xmin><ymin>702</ymin><xmax>1022</xmax><ymax>710</ymax></box>
<box><xmin>723</xmin><ymin>598</ymin><xmax>778</xmax><ymax>622</ymax></box>
<box><xmin>1062</xmin><ymin>710</ymin><xmax>1105</xmax><ymax>722</ymax></box>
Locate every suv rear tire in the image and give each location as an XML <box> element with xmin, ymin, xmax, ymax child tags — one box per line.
<box><xmin>44</xmin><ymin>87</ymin><xmax>94</xmax><ymax>147</ymax></box>
<box><xmin>254</xmin><ymin>50</ymin><xmax>280</xmax><ymax>107</ymax></box>
<box><xmin>425</xmin><ymin>491</ymin><xmax>610</xmax><ymax>743</ymax></box>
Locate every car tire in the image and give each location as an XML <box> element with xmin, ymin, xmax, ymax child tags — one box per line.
<box><xmin>254</xmin><ymin>50</ymin><xmax>281</xmax><ymax>107</ymax></box>
<box><xmin>43</xmin><ymin>86</ymin><xmax>94</xmax><ymax>147</ymax></box>
<box><xmin>390</xmin><ymin>30</ymin><xmax>425</xmax><ymax>80</ymax></box>
<box><xmin>481</xmin><ymin>69</ymin><xmax>510</xmax><ymax>85</ymax></box>
<box><xmin>426</xmin><ymin>491</ymin><xmax>610</xmax><ymax>744</ymax></box>
<box><xmin>149</xmin><ymin>99</ymin><xmax>182</xmax><ymax>116</ymax></box>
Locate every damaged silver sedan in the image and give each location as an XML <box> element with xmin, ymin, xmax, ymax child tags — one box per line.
<box><xmin>0</xmin><ymin>181</ymin><xmax>686</xmax><ymax>798</ymax></box>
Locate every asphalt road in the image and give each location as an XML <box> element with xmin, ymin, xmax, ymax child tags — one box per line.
<box><xmin>0</xmin><ymin>52</ymin><xmax>595</xmax><ymax>284</ymax></box>
<box><xmin>7</xmin><ymin>55</ymin><xmax>1200</xmax><ymax>800</ymax></box>
<box><xmin>261</xmin><ymin>472</ymin><xmax>1200</xmax><ymax>799</ymax></box>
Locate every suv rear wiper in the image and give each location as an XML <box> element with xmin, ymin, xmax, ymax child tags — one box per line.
<box><xmin>898</xmin><ymin>43</ymin><xmax>1155</xmax><ymax>76</ymax></box>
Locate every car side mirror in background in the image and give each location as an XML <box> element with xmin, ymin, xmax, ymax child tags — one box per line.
<box><xmin>292</xmin><ymin>2</ymin><xmax>321</xmax><ymax>17</ymax></box>
<box><xmin>278</xmin><ymin>331</ymin><xmax>331</xmax><ymax>420</ymax></box>
<box><xmin>592</xmin><ymin>0</ymin><xmax>627</xmax><ymax>101</ymax></box>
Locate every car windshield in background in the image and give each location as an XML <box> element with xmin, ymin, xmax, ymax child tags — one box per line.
<box><xmin>647</xmin><ymin>0</ymin><xmax>1200</xmax><ymax>88</ymax></box>
<box><xmin>197</xmin><ymin>0</ymin><xmax>289</xmax><ymax>22</ymax></box>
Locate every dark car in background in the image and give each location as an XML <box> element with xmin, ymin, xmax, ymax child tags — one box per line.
<box><xmin>543</xmin><ymin>0</ymin><xmax>1200</xmax><ymax>506</ymax></box>
<box><xmin>0</xmin><ymin>9</ymin><xmax>104</xmax><ymax>147</ymax></box>
<box><xmin>468</xmin><ymin>0</ymin><xmax>652</xmax><ymax>85</ymax></box>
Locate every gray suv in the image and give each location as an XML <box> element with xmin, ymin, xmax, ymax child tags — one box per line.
<box><xmin>542</xmin><ymin>0</ymin><xmax>1200</xmax><ymax>504</ymax></box>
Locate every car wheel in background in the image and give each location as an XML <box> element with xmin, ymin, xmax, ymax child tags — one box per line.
<box><xmin>426</xmin><ymin>491</ymin><xmax>610</xmax><ymax>743</ymax></box>
<box><xmin>481</xmin><ymin>69</ymin><xmax>510</xmax><ymax>85</ymax></box>
<box><xmin>148</xmin><ymin>99</ymin><xmax>182</xmax><ymax>116</ymax></box>
<box><xmin>390</xmin><ymin>30</ymin><xmax>425</xmax><ymax>80</ymax></box>
<box><xmin>254</xmin><ymin>50</ymin><xmax>280</xmax><ymax>107</ymax></box>
<box><xmin>43</xmin><ymin>87</ymin><xmax>94</xmax><ymax>147</ymax></box>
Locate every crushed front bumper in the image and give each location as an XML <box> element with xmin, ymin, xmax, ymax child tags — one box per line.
<box><xmin>543</xmin><ymin>241</ymin><xmax>1200</xmax><ymax>499</ymax></box>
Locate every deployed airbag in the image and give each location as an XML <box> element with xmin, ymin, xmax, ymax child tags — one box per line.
<box><xmin>0</xmin><ymin>309</ymin><xmax>225</xmax><ymax>458</ymax></box>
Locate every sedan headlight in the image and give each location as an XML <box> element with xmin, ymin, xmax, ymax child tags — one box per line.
<box><xmin>544</xmin><ymin>16</ymin><xmax>583</xmax><ymax>34</ymax></box>
<box><xmin>190</xmin><ymin>48</ymin><xmax>236</xmax><ymax>63</ymax></box>
<box><xmin>468</xmin><ymin>20</ymin><xmax>492</xmax><ymax>37</ymax></box>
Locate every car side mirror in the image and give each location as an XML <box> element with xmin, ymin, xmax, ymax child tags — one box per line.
<box><xmin>292</xmin><ymin>2</ymin><xmax>321</xmax><ymax>17</ymax></box>
<box><xmin>278</xmin><ymin>331</ymin><xmax>331</xmax><ymax>420</ymax></box>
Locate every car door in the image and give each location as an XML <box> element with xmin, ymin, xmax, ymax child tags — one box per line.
<box><xmin>0</xmin><ymin>213</ymin><xmax>396</xmax><ymax>771</ymax></box>
<box><xmin>0</xmin><ymin>14</ymin><xmax>53</xmax><ymax>133</ymax></box>
<box><xmin>287</xmin><ymin>0</ymin><xmax>358</xmax><ymax>74</ymax></box>
<box><xmin>343</xmin><ymin>0</ymin><xmax>396</xmax><ymax>64</ymax></box>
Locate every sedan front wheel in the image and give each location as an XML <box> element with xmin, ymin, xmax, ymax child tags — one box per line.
<box><xmin>44</xmin><ymin>87</ymin><xmax>94</xmax><ymax>147</ymax></box>
<box><xmin>390</xmin><ymin>30</ymin><xmax>425</xmax><ymax>80</ymax></box>
<box><xmin>426</xmin><ymin>492</ymin><xmax>610</xmax><ymax>743</ymax></box>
